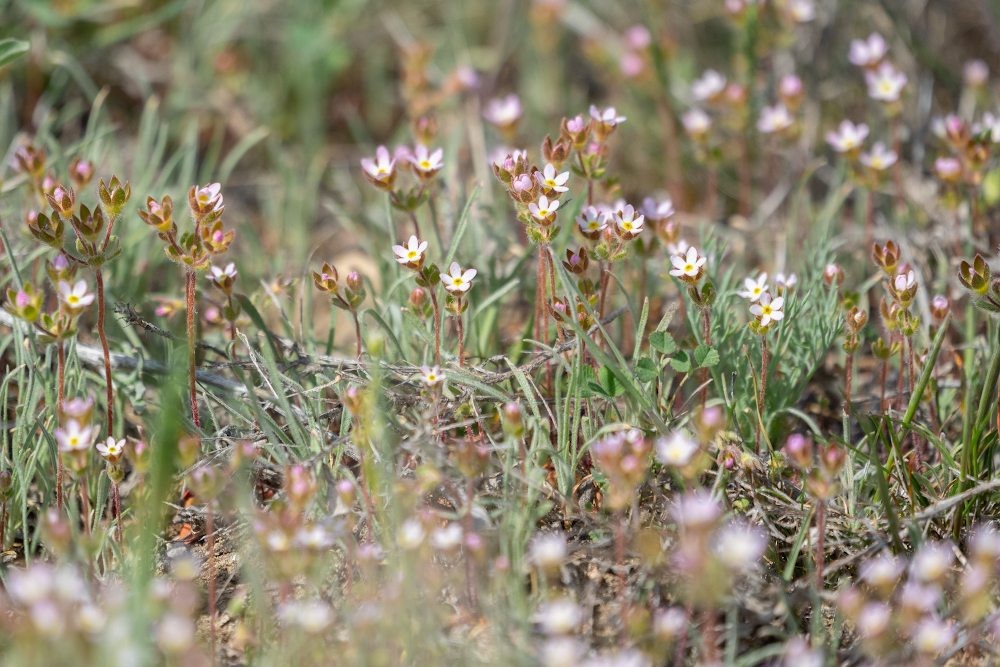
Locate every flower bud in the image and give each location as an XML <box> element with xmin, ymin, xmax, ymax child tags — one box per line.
<box><xmin>411</xmin><ymin>115</ymin><xmax>438</xmax><ymax>144</ymax></box>
<box><xmin>312</xmin><ymin>262</ymin><xmax>339</xmax><ymax>294</ymax></box>
<box><xmin>46</xmin><ymin>186</ymin><xmax>76</xmax><ymax>218</ymax></box>
<box><xmin>502</xmin><ymin>402</ymin><xmax>524</xmax><ymax>438</ymax></box>
<box><xmin>541</xmin><ymin>134</ymin><xmax>571</xmax><ymax>168</ymax></box>
<box><xmin>68</xmin><ymin>158</ymin><xmax>95</xmax><ymax>189</ymax></box>
<box><xmin>783</xmin><ymin>433</ymin><xmax>812</xmax><ymax>469</ymax></box>
<box><xmin>930</xmin><ymin>295</ymin><xmax>950</xmax><ymax>323</ymax></box>
<box><xmin>562</xmin><ymin>248</ymin><xmax>589</xmax><ymax>275</ymax></box>
<box><xmin>559</xmin><ymin>114</ymin><xmax>591</xmax><ymax>150</ymax></box>
<box><xmin>14</xmin><ymin>145</ymin><xmax>45</xmax><ymax>177</ymax></box>
<box><xmin>345</xmin><ymin>271</ymin><xmax>366</xmax><ymax>309</ymax></box>
<box><xmin>959</xmin><ymin>255</ymin><xmax>991</xmax><ymax>295</ymax></box>
<box><xmin>823</xmin><ymin>263</ymin><xmax>845</xmax><ymax>287</ymax></box>
<box><xmin>138</xmin><ymin>195</ymin><xmax>174</xmax><ymax>234</ymax></box>
<box><xmin>98</xmin><ymin>176</ymin><xmax>131</xmax><ymax>220</ymax></box>
<box><xmin>872</xmin><ymin>240</ymin><xmax>900</xmax><ymax>275</ymax></box>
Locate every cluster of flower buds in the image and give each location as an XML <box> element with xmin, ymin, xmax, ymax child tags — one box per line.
<box><xmin>312</xmin><ymin>262</ymin><xmax>366</xmax><ymax>313</ymax></box>
<box><xmin>843</xmin><ymin>306</ymin><xmax>868</xmax><ymax>354</ymax></box>
<box><xmin>5</xmin><ymin>257</ymin><xmax>95</xmax><ymax>346</ymax></box>
<box><xmin>958</xmin><ymin>253</ymin><xmax>1000</xmax><ymax>315</ymax></box>
<box><xmin>874</xmin><ymin>241</ymin><xmax>920</xmax><ymax>338</ymax></box>
<box><xmin>670</xmin><ymin>491</ymin><xmax>766</xmax><ymax>607</ymax></box>
<box><xmin>141</xmin><ymin>182</ymin><xmax>232</xmax><ymax>271</ymax></box>
<box><xmin>781</xmin><ymin>434</ymin><xmax>846</xmax><ymax>500</ymax></box>
<box><xmin>592</xmin><ymin>428</ymin><xmax>649</xmax><ymax>510</ymax></box>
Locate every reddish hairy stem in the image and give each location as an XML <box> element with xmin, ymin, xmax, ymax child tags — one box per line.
<box><xmin>756</xmin><ymin>337</ymin><xmax>767</xmax><ymax>454</ymax></box>
<box><xmin>456</xmin><ymin>311</ymin><xmax>465</xmax><ymax>369</ymax></box>
<box><xmin>186</xmin><ymin>269</ymin><xmax>200</xmax><ymax>428</ymax></box>
<box><xmin>351</xmin><ymin>310</ymin><xmax>362</xmax><ymax>359</ymax></box>
<box><xmin>95</xmin><ymin>269</ymin><xmax>114</xmax><ymax>437</ymax></box>
<box><xmin>879</xmin><ymin>357</ymin><xmax>889</xmax><ymax>414</ymax></box>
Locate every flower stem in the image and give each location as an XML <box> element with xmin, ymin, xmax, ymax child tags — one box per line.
<box><xmin>879</xmin><ymin>355</ymin><xmax>888</xmax><ymax>414</ymax></box>
<box><xmin>844</xmin><ymin>351</ymin><xmax>854</xmax><ymax>446</ymax></box>
<box><xmin>351</xmin><ymin>309</ymin><xmax>362</xmax><ymax>359</ymax></box>
<box><xmin>95</xmin><ymin>268</ymin><xmax>114</xmax><ymax>437</ymax></box>
<box><xmin>80</xmin><ymin>479</ymin><xmax>91</xmax><ymax>536</ymax></box>
<box><xmin>185</xmin><ymin>269</ymin><xmax>200</xmax><ymax>428</ymax></box>
<box><xmin>113</xmin><ymin>481</ymin><xmax>121</xmax><ymax>542</ymax></box>
<box><xmin>756</xmin><ymin>336</ymin><xmax>767</xmax><ymax>454</ymax></box>
<box><xmin>456</xmin><ymin>310</ymin><xmax>465</xmax><ymax>369</ymax></box>
<box><xmin>701</xmin><ymin>308</ymin><xmax>712</xmax><ymax>411</ymax></box>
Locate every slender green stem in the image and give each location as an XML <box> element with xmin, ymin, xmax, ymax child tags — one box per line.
<box><xmin>186</xmin><ymin>269</ymin><xmax>200</xmax><ymax>428</ymax></box>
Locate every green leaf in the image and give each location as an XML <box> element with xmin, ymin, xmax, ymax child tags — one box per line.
<box><xmin>649</xmin><ymin>331</ymin><xmax>676</xmax><ymax>355</ymax></box>
<box><xmin>670</xmin><ymin>351</ymin><xmax>691</xmax><ymax>374</ymax></box>
<box><xmin>635</xmin><ymin>357</ymin><xmax>658</xmax><ymax>383</ymax></box>
<box><xmin>598</xmin><ymin>365</ymin><xmax>625</xmax><ymax>398</ymax></box>
<box><xmin>0</xmin><ymin>39</ymin><xmax>29</xmax><ymax>69</ymax></box>
<box><xmin>587</xmin><ymin>381</ymin><xmax>610</xmax><ymax>398</ymax></box>
<box><xmin>695</xmin><ymin>345</ymin><xmax>719</xmax><ymax>368</ymax></box>
<box><xmin>576</xmin><ymin>365</ymin><xmax>598</xmax><ymax>398</ymax></box>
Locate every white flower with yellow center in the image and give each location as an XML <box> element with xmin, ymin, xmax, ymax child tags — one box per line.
<box><xmin>615</xmin><ymin>205</ymin><xmax>644</xmax><ymax>236</ymax></box>
<box><xmin>421</xmin><ymin>365</ymin><xmax>442</xmax><ymax>387</ymax></box>
<box><xmin>750</xmin><ymin>292</ymin><xmax>784</xmax><ymax>327</ymax></box>
<box><xmin>668</xmin><ymin>246</ymin><xmax>706</xmax><ymax>279</ymax></box>
<box><xmin>360</xmin><ymin>146</ymin><xmax>395</xmax><ymax>182</ymax></box>
<box><xmin>576</xmin><ymin>206</ymin><xmax>608</xmax><ymax>234</ymax></box>
<box><xmin>539</xmin><ymin>163</ymin><xmax>569</xmax><ymax>193</ymax></box>
<box><xmin>825</xmin><ymin>120</ymin><xmax>869</xmax><ymax>153</ymax></box>
<box><xmin>56</xmin><ymin>419</ymin><xmax>93</xmax><ymax>453</ymax></box>
<box><xmin>737</xmin><ymin>273</ymin><xmax>769</xmax><ymax>302</ymax></box>
<box><xmin>681</xmin><ymin>108</ymin><xmax>712</xmax><ymax>139</ymax></box>
<box><xmin>528</xmin><ymin>195</ymin><xmax>560</xmax><ymax>222</ymax></box>
<box><xmin>859</xmin><ymin>142</ymin><xmax>897</xmax><ymax>170</ymax></box>
<box><xmin>691</xmin><ymin>69</ymin><xmax>726</xmax><ymax>102</ymax></box>
<box><xmin>392</xmin><ymin>235</ymin><xmax>428</xmax><ymax>265</ymax></box>
<box><xmin>865</xmin><ymin>62</ymin><xmax>907</xmax><ymax>102</ymax></box>
<box><xmin>757</xmin><ymin>103</ymin><xmax>794</xmax><ymax>134</ymax></box>
<box><xmin>655</xmin><ymin>431</ymin><xmax>698</xmax><ymax>466</ymax></box>
<box><xmin>444</xmin><ymin>262</ymin><xmax>477</xmax><ymax>293</ymax></box>
<box><xmin>407</xmin><ymin>143</ymin><xmax>444</xmax><ymax>175</ymax></box>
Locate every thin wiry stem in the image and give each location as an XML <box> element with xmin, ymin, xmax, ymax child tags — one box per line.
<box><xmin>56</xmin><ymin>340</ymin><xmax>65</xmax><ymax>512</ymax></box>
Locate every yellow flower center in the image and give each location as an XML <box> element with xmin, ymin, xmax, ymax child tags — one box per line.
<box><xmin>879</xmin><ymin>82</ymin><xmax>892</xmax><ymax>95</ymax></box>
<box><xmin>589</xmin><ymin>222</ymin><xmax>598</xmax><ymax>229</ymax></box>
<box><xmin>68</xmin><ymin>296</ymin><xmax>79</xmax><ymax>305</ymax></box>
<box><xmin>453</xmin><ymin>278</ymin><xmax>462</xmax><ymax>286</ymax></box>
<box><xmin>420</xmin><ymin>160</ymin><xmax>431</xmax><ymax>169</ymax></box>
<box><xmin>622</xmin><ymin>222</ymin><xmax>632</xmax><ymax>231</ymax></box>
<box><xmin>762</xmin><ymin>306</ymin><xmax>772</xmax><ymax>315</ymax></box>
<box><xmin>545</xmin><ymin>179</ymin><xmax>556</xmax><ymax>187</ymax></box>
<box><xmin>408</xmin><ymin>251</ymin><xmax>417</xmax><ymax>259</ymax></box>
<box><xmin>538</xmin><ymin>209</ymin><xmax>549</xmax><ymax>216</ymax></box>
<box><xmin>753</xmin><ymin>287</ymin><xmax>761</xmax><ymax>295</ymax></box>
<box><xmin>427</xmin><ymin>374</ymin><xmax>436</xmax><ymax>382</ymax></box>
<box><xmin>684</xmin><ymin>264</ymin><xmax>694</xmax><ymax>272</ymax></box>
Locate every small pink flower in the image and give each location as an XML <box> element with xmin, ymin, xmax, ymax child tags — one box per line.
<box><xmin>826</xmin><ymin>120</ymin><xmax>869</xmax><ymax>153</ymax></box>
<box><xmin>392</xmin><ymin>235</ymin><xmax>428</xmax><ymax>265</ymax></box>
<box><xmin>55</xmin><ymin>419</ymin><xmax>94</xmax><ymax>453</ymax></box>
<box><xmin>849</xmin><ymin>32</ymin><xmax>887</xmax><ymax>68</ymax></box>
<box><xmin>483</xmin><ymin>95</ymin><xmax>523</xmax><ymax>128</ymax></box>
<box><xmin>866</xmin><ymin>61</ymin><xmax>907</xmax><ymax>102</ymax></box>
<box><xmin>757</xmin><ymin>103</ymin><xmax>794</xmax><ymax>134</ymax></box>
<box><xmin>360</xmin><ymin>146</ymin><xmax>396</xmax><ymax>184</ymax></box>
<box><xmin>692</xmin><ymin>69</ymin><xmax>727</xmax><ymax>102</ymax></box>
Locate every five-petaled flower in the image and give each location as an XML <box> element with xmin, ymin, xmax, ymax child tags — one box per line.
<box><xmin>866</xmin><ymin>62</ymin><xmax>907</xmax><ymax>102</ymax></box>
<box><xmin>642</xmin><ymin>197</ymin><xmax>674</xmax><ymax>222</ymax></box>
<box><xmin>97</xmin><ymin>436</ymin><xmax>125</xmax><ymax>466</ymax></box>
<box><xmin>407</xmin><ymin>144</ymin><xmax>444</xmax><ymax>180</ymax></box>
<box><xmin>537</xmin><ymin>164</ymin><xmax>569</xmax><ymax>194</ymax></box>
<box><xmin>392</xmin><ymin>235</ymin><xmax>428</xmax><ymax>268</ymax></box>
<box><xmin>757</xmin><ymin>103</ymin><xmax>795</xmax><ymax>134</ymax></box>
<box><xmin>529</xmin><ymin>195</ymin><xmax>560</xmax><ymax>224</ymax></box>
<box><xmin>58</xmin><ymin>280</ymin><xmax>95</xmax><ymax>313</ymax></box>
<box><xmin>681</xmin><ymin>108</ymin><xmax>713</xmax><ymax>139</ymax></box>
<box><xmin>750</xmin><ymin>292</ymin><xmax>784</xmax><ymax>327</ymax></box>
<box><xmin>860</xmin><ymin>142</ymin><xmax>898</xmax><ymax>171</ymax></box>
<box><xmin>656</xmin><ymin>431</ymin><xmax>699</xmax><ymax>467</ymax></box>
<box><xmin>590</xmin><ymin>105</ymin><xmax>626</xmax><ymax>140</ymax></box>
<box><xmin>576</xmin><ymin>206</ymin><xmax>608</xmax><ymax>238</ymax></box>
<box><xmin>56</xmin><ymin>419</ymin><xmax>93</xmax><ymax>452</ymax></box>
<box><xmin>360</xmin><ymin>146</ymin><xmax>396</xmax><ymax>190</ymax></box>
<box><xmin>209</xmin><ymin>263</ymin><xmax>237</xmax><ymax>294</ymax></box>
<box><xmin>614</xmin><ymin>205</ymin><xmax>645</xmax><ymax>239</ymax></box>
<box><xmin>421</xmin><ymin>365</ymin><xmax>442</xmax><ymax>388</ymax></box>
<box><xmin>692</xmin><ymin>69</ymin><xmax>727</xmax><ymax>102</ymax></box>
<box><xmin>483</xmin><ymin>95</ymin><xmax>523</xmax><ymax>129</ymax></box>
<box><xmin>849</xmin><ymin>32</ymin><xmax>888</xmax><ymax>68</ymax></box>
<box><xmin>826</xmin><ymin>120</ymin><xmax>869</xmax><ymax>153</ymax></box>
<box><xmin>669</xmin><ymin>246</ymin><xmax>707</xmax><ymax>281</ymax></box>
<box><xmin>737</xmin><ymin>273</ymin><xmax>769</xmax><ymax>302</ymax></box>
<box><xmin>193</xmin><ymin>183</ymin><xmax>223</xmax><ymax>212</ymax></box>
<box><xmin>444</xmin><ymin>262</ymin><xmax>477</xmax><ymax>293</ymax></box>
